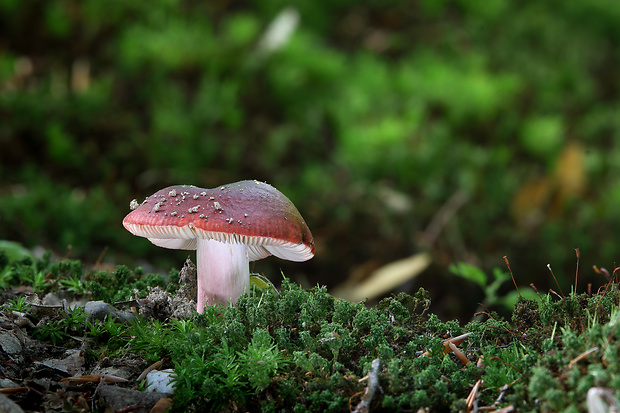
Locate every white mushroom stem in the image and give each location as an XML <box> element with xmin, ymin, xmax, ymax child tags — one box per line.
<box><xmin>196</xmin><ymin>238</ymin><xmax>250</xmax><ymax>313</ymax></box>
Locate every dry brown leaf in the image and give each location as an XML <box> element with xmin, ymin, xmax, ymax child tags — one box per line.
<box><xmin>331</xmin><ymin>253</ymin><xmax>431</xmax><ymax>302</ymax></box>
<box><xmin>149</xmin><ymin>397</ymin><xmax>173</xmax><ymax>413</ymax></box>
<box><xmin>512</xmin><ymin>141</ymin><xmax>587</xmax><ymax>228</ymax></box>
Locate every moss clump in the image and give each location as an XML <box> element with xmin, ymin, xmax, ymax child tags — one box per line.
<box><xmin>89</xmin><ymin>264</ymin><xmax>166</xmax><ymax>303</ymax></box>
<box><xmin>126</xmin><ymin>280</ymin><xmax>486</xmax><ymax>412</ymax></box>
<box><xmin>1</xmin><ymin>249</ymin><xmax>619</xmax><ymax>412</ymax></box>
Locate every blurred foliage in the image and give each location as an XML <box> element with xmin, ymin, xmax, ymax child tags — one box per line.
<box><xmin>449</xmin><ymin>262</ymin><xmax>538</xmax><ymax>311</ymax></box>
<box><xmin>1</xmin><ymin>0</ymin><xmax>620</xmax><ymax>318</ymax></box>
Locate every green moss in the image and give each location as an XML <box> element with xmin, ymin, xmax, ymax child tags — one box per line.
<box><xmin>89</xmin><ymin>264</ymin><xmax>167</xmax><ymax>303</ymax></box>
<box><xmin>48</xmin><ymin>258</ymin><xmax>83</xmax><ymax>280</ymax></box>
<box><xmin>2</xmin><ymin>248</ymin><xmax>620</xmax><ymax>411</ymax></box>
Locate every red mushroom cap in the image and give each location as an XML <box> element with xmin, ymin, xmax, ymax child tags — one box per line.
<box><xmin>123</xmin><ymin>180</ymin><xmax>315</xmax><ymax>262</ymax></box>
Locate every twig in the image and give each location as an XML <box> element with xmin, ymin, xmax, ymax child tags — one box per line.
<box><xmin>448</xmin><ymin>341</ymin><xmax>470</xmax><ymax>365</ymax></box>
<box><xmin>352</xmin><ymin>359</ymin><xmax>381</xmax><ymax>413</ymax></box>
<box><xmin>420</xmin><ymin>190</ymin><xmax>468</xmax><ymax>247</ymax></box>
<box><xmin>465</xmin><ymin>378</ymin><xmax>482</xmax><ymax>411</ymax></box>
<box><xmin>568</xmin><ymin>347</ymin><xmax>598</xmax><ymax>369</ymax></box>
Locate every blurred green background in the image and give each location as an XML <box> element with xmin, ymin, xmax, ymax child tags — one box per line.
<box><xmin>1</xmin><ymin>0</ymin><xmax>618</xmax><ymax>319</ymax></box>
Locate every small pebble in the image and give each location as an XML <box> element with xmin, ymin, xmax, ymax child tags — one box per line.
<box><xmin>145</xmin><ymin>369</ymin><xmax>176</xmax><ymax>394</ymax></box>
<box><xmin>84</xmin><ymin>301</ymin><xmax>136</xmax><ymax>324</ymax></box>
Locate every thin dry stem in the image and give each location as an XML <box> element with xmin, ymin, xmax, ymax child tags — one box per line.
<box><xmin>547</xmin><ymin>264</ymin><xmax>565</xmax><ymax>298</ymax></box>
<box><xmin>504</xmin><ymin>256</ymin><xmax>521</xmax><ymax>299</ymax></box>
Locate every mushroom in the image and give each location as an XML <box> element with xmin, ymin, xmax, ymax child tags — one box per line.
<box><xmin>123</xmin><ymin>180</ymin><xmax>315</xmax><ymax>312</ymax></box>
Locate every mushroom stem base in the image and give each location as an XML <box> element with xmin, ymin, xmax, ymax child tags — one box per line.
<box><xmin>196</xmin><ymin>238</ymin><xmax>250</xmax><ymax>312</ymax></box>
